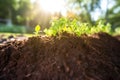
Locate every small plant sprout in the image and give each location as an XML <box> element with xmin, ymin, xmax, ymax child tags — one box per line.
<box><xmin>34</xmin><ymin>25</ymin><xmax>41</xmax><ymax>35</ymax></box>
<box><xmin>44</xmin><ymin>17</ymin><xmax>112</xmax><ymax>36</ymax></box>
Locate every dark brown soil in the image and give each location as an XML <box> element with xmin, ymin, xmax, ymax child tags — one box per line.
<box><xmin>0</xmin><ymin>32</ymin><xmax>120</xmax><ymax>80</ymax></box>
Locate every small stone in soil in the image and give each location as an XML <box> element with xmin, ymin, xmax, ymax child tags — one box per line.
<box><xmin>0</xmin><ymin>38</ymin><xmax>7</xmax><ymax>43</ymax></box>
<box><xmin>8</xmin><ymin>35</ymin><xmax>14</xmax><ymax>39</ymax></box>
<box><xmin>0</xmin><ymin>39</ymin><xmax>3</xmax><ymax>43</ymax></box>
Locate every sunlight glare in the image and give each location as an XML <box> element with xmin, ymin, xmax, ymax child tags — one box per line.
<box><xmin>39</xmin><ymin>0</ymin><xmax>65</xmax><ymax>14</ymax></box>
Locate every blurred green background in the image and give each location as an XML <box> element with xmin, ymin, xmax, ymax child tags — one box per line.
<box><xmin>0</xmin><ymin>0</ymin><xmax>120</xmax><ymax>34</ymax></box>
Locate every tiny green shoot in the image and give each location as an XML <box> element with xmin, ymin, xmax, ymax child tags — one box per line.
<box><xmin>34</xmin><ymin>25</ymin><xmax>41</xmax><ymax>35</ymax></box>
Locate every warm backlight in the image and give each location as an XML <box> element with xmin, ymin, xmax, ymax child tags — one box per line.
<box><xmin>39</xmin><ymin>0</ymin><xmax>65</xmax><ymax>14</ymax></box>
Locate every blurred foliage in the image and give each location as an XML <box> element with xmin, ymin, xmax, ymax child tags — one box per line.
<box><xmin>115</xmin><ymin>27</ymin><xmax>120</xmax><ymax>35</ymax></box>
<box><xmin>0</xmin><ymin>0</ymin><xmax>18</xmax><ymax>18</ymax></box>
<box><xmin>107</xmin><ymin>0</ymin><xmax>120</xmax><ymax>29</ymax></box>
<box><xmin>66</xmin><ymin>0</ymin><xmax>101</xmax><ymax>23</ymax></box>
<box><xmin>13</xmin><ymin>0</ymin><xmax>33</xmax><ymax>26</ymax></box>
<box><xmin>68</xmin><ymin>0</ymin><xmax>120</xmax><ymax>30</ymax></box>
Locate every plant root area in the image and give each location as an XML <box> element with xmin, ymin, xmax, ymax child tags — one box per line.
<box><xmin>0</xmin><ymin>32</ymin><xmax>120</xmax><ymax>80</ymax></box>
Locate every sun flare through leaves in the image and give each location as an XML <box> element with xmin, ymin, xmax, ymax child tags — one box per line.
<box><xmin>38</xmin><ymin>0</ymin><xmax>65</xmax><ymax>14</ymax></box>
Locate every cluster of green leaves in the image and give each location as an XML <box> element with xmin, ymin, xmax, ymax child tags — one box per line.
<box><xmin>43</xmin><ymin>18</ymin><xmax>111</xmax><ymax>36</ymax></box>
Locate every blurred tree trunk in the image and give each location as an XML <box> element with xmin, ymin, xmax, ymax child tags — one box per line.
<box><xmin>25</xmin><ymin>17</ymin><xmax>30</xmax><ymax>27</ymax></box>
<box><xmin>84</xmin><ymin>5</ymin><xmax>93</xmax><ymax>24</ymax></box>
<box><xmin>105</xmin><ymin>0</ymin><xmax>109</xmax><ymax>23</ymax></box>
<box><xmin>7</xmin><ymin>8</ymin><xmax>12</xmax><ymax>27</ymax></box>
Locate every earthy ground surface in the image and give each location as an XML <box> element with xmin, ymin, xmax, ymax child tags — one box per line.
<box><xmin>0</xmin><ymin>32</ymin><xmax>120</xmax><ymax>80</ymax></box>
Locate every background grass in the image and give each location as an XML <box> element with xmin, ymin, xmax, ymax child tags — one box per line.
<box><xmin>0</xmin><ymin>23</ymin><xmax>27</xmax><ymax>33</ymax></box>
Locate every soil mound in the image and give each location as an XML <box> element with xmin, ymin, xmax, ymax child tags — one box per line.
<box><xmin>0</xmin><ymin>32</ymin><xmax>120</xmax><ymax>80</ymax></box>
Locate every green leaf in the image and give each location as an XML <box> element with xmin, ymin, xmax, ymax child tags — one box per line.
<box><xmin>35</xmin><ymin>25</ymin><xmax>40</xmax><ymax>32</ymax></box>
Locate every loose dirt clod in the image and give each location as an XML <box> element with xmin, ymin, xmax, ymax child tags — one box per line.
<box><xmin>0</xmin><ymin>32</ymin><xmax>120</xmax><ymax>80</ymax></box>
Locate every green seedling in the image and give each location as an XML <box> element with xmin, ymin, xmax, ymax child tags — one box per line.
<box><xmin>44</xmin><ymin>17</ymin><xmax>112</xmax><ymax>36</ymax></box>
<box><xmin>34</xmin><ymin>25</ymin><xmax>41</xmax><ymax>35</ymax></box>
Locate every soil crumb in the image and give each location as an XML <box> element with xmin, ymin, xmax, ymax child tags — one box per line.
<box><xmin>0</xmin><ymin>32</ymin><xmax>120</xmax><ymax>80</ymax></box>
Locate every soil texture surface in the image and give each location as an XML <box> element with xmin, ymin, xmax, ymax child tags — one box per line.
<box><xmin>0</xmin><ymin>32</ymin><xmax>120</xmax><ymax>80</ymax></box>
